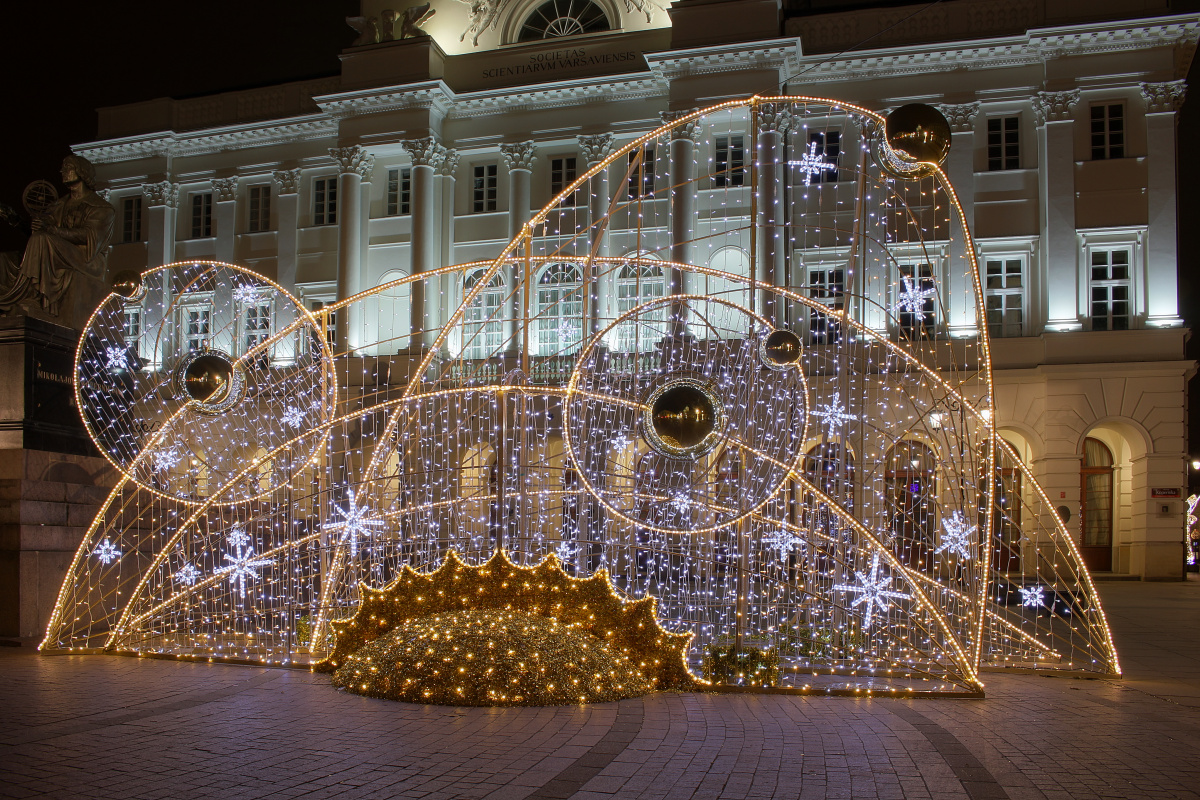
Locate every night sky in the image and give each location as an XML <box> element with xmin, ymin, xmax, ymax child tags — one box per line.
<box><xmin>3</xmin><ymin>0</ymin><xmax>1199</xmax><ymax>457</ymax></box>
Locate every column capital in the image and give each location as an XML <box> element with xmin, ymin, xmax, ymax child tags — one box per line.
<box><xmin>755</xmin><ymin>103</ymin><xmax>794</xmax><ymax>135</ymax></box>
<box><xmin>330</xmin><ymin>145</ymin><xmax>375</xmax><ymax>179</ymax></box>
<box><xmin>402</xmin><ymin>136</ymin><xmax>447</xmax><ymax>169</ymax></box>
<box><xmin>439</xmin><ymin>148</ymin><xmax>461</xmax><ymax>178</ymax></box>
<box><xmin>272</xmin><ymin>168</ymin><xmax>302</xmax><ymax>194</ymax></box>
<box><xmin>1141</xmin><ymin>80</ymin><xmax>1187</xmax><ymax>114</ymax></box>
<box><xmin>143</xmin><ymin>181</ymin><xmax>179</xmax><ymax>209</ymax></box>
<box><xmin>578</xmin><ymin>133</ymin><xmax>615</xmax><ymax>165</ymax></box>
<box><xmin>211</xmin><ymin>177</ymin><xmax>238</xmax><ymax>202</ymax></box>
<box><xmin>660</xmin><ymin>109</ymin><xmax>700</xmax><ymax>142</ymax></box>
<box><xmin>936</xmin><ymin>102</ymin><xmax>980</xmax><ymax>133</ymax></box>
<box><xmin>500</xmin><ymin>141</ymin><xmax>537</xmax><ymax>172</ymax></box>
<box><xmin>1033</xmin><ymin>90</ymin><xmax>1080</xmax><ymax>125</ymax></box>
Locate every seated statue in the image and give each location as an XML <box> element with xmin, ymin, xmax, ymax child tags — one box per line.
<box><xmin>0</xmin><ymin>155</ymin><xmax>115</xmax><ymax>328</ymax></box>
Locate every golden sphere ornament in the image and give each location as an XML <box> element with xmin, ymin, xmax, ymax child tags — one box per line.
<box><xmin>644</xmin><ymin>378</ymin><xmax>724</xmax><ymax>458</ymax></box>
<box><xmin>181</xmin><ymin>352</ymin><xmax>236</xmax><ymax>404</ymax></box>
<box><xmin>761</xmin><ymin>329</ymin><xmax>802</xmax><ymax>368</ymax></box>
<box><xmin>880</xmin><ymin>103</ymin><xmax>952</xmax><ymax>178</ymax></box>
<box><xmin>111</xmin><ymin>270</ymin><xmax>144</xmax><ymax>300</ymax></box>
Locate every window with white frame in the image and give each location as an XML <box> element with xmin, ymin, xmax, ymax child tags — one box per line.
<box><xmin>472</xmin><ymin>164</ymin><xmax>498</xmax><ymax>213</ymax></box>
<box><xmin>1090</xmin><ymin>103</ymin><xmax>1125</xmax><ymax>160</ymax></box>
<box><xmin>121</xmin><ymin>196</ymin><xmax>142</xmax><ymax>243</ymax></box>
<box><xmin>191</xmin><ymin>192</ymin><xmax>213</xmax><ymax>238</ymax></box>
<box><xmin>461</xmin><ymin>270</ymin><xmax>505</xmax><ymax>360</ymax></box>
<box><xmin>387</xmin><ymin>167</ymin><xmax>411</xmax><ymax>216</ymax></box>
<box><xmin>309</xmin><ymin>299</ymin><xmax>336</xmax><ymax>350</ymax></box>
<box><xmin>550</xmin><ymin>156</ymin><xmax>578</xmax><ymax>205</ymax></box>
<box><xmin>806</xmin><ymin>130</ymin><xmax>841</xmax><ymax>184</ymax></box>
<box><xmin>179</xmin><ymin>302</ymin><xmax>212</xmax><ymax>351</ymax></box>
<box><xmin>807</xmin><ymin>264</ymin><xmax>845</xmax><ymax>342</ymax></box>
<box><xmin>248</xmin><ymin>185</ymin><xmax>271</xmax><ymax>232</ymax></box>
<box><xmin>987</xmin><ymin>116</ymin><xmax>1020</xmax><ymax>170</ymax></box>
<box><xmin>626</xmin><ymin>144</ymin><xmax>655</xmax><ymax>199</ymax></box>
<box><xmin>714</xmin><ymin>134</ymin><xmax>746</xmax><ymax>188</ymax></box>
<box><xmin>238</xmin><ymin>292</ymin><xmax>273</xmax><ymax>354</ymax></box>
<box><xmin>984</xmin><ymin>256</ymin><xmax>1025</xmax><ymax>337</ymax></box>
<box><xmin>615</xmin><ymin>260</ymin><xmax>667</xmax><ymax>351</ymax></box>
<box><xmin>1090</xmin><ymin>248</ymin><xmax>1131</xmax><ymax>331</ymax></box>
<box><xmin>896</xmin><ymin>262</ymin><xmax>936</xmax><ymax>339</ymax></box>
<box><xmin>313</xmin><ymin>177</ymin><xmax>338</xmax><ymax>225</ymax></box>
<box><xmin>122</xmin><ymin>306</ymin><xmax>142</xmax><ymax>346</ymax></box>
<box><xmin>536</xmin><ymin>263</ymin><xmax>583</xmax><ymax>355</ymax></box>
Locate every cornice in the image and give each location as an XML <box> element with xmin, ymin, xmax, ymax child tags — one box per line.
<box><xmin>313</xmin><ymin>81</ymin><xmax>455</xmax><ymax>119</ymax></box>
<box><xmin>73</xmin><ymin>114</ymin><xmax>336</xmax><ymax>164</ymax></box>
<box><xmin>449</xmin><ymin>74</ymin><xmax>665</xmax><ymax>117</ymax></box>
<box><xmin>644</xmin><ymin>38</ymin><xmax>802</xmax><ymax>81</ymax></box>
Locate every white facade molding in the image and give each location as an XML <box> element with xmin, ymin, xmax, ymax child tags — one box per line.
<box><xmin>578</xmin><ymin>133</ymin><xmax>615</xmax><ymax>165</ymax></box>
<box><xmin>660</xmin><ymin>109</ymin><xmax>700</xmax><ymax>142</ymax></box>
<box><xmin>756</xmin><ymin>103</ymin><xmax>795</xmax><ymax>135</ymax></box>
<box><xmin>75</xmin><ymin>117</ymin><xmax>336</xmax><ymax>164</ymax></box>
<box><xmin>272</xmin><ymin>169</ymin><xmax>302</xmax><ymax>195</ymax></box>
<box><xmin>142</xmin><ymin>181</ymin><xmax>179</xmax><ymax>209</ymax></box>
<box><xmin>439</xmin><ymin>148</ymin><xmax>461</xmax><ymax>178</ymax></box>
<box><xmin>500</xmin><ymin>141</ymin><xmax>537</xmax><ymax>172</ymax></box>
<box><xmin>645</xmin><ymin>39</ymin><xmax>802</xmax><ymax>81</ymax></box>
<box><xmin>937</xmin><ymin>102</ymin><xmax>980</xmax><ymax>133</ymax></box>
<box><xmin>211</xmin><ymin>177</ymin><xmax>238</xmax><ymax>202</ymax></box>
<box><xmin>402</xmin><ymin>137</ymin><xmax>448</xmax><ymax>169</ymax></box>
<box><xmin>451</xmin><ymin>76</ymin><xmax>664</xmax><ymax>117</ymax></box>
<box><xmin>330</xmin><ymin>145</ymin><xmax>376</xmax><ymax>179</ymax></box>
<box><xmin>1033</xmin><ymin>90</ymin><xmax>1081</xmax><ymax>125</ymax></box>
<box><xmin>1141</xmin><ymin>80</ymin><xmax>1188</xmax><ymax>113</ymax></box>
<box><xmin>314</xmin><ymin>81</ymin><xmax>455</xmax><ymax>120</ymax></box>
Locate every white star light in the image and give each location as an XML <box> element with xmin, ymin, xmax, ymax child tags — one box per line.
<box><xmin>1019</xmin><ymin>585</ymin><xmax>1045</xmax><ymax>608</ymax></box>
<box><xmin>791</xmin><ymin>140</ymin><xmax>837</xmax><ymax>186</ymax></box>
<box><xmin>232</xmin><ymin>285</ymin><xmax>259</xmax><ymax>305</ymax></box>
<box><xmin>555</xmin><ymin>540</ymin><xmax>578</xmax><ymax>564</ymax></box>
<box><xmin>214</xmin><ymin>527</ymin><xmax>273</xmax><ymax>598</ymax></box>
<box><xmin>670</xmin><ymin>491</ymin><xmax>693</xmax><ymax>515</ymax></box>
<box><xmin>93</xmin><ymin>538</ymin><xmax>121</xmax><ymax>564</ymax></box>
<box><xmin>324</xmin><ymin>489</ymin><xmax>387</xmax><ymax>558</ymax></box>
<box><xmin>811</xmin><ymin>391</ymin><xmax>857</xmax><ymax>434</ymax></box>
<box><xmin>104</xmin><ymin>346</ymin><xmax>127</xmax><ymax>373</ymax></box>
<box><xmin>762</xmin><ymin>530</ymin><xmax>806</xmax><ymax>562</ymax></box>
<box><xmin>174</xmin><ymin>562</ymin><xmax>201</xmax><ymax>586</ymax></box>
<box><xmin>893</xmin><ymin>274</ymin><xmax>938</xmax><ymax>315</ymax></box>
<box><xmin>609</xmin><ymin>431</ymin><xmax>632</xmax><ymax>453</ymax></box>
<box><xmin>935</xmin><ymin>511</ymin><xmax>975</xmax><ymax>559</ymax></box>
<box><xmin>281</xmin><ymin>406</ymin><xmax>304</xmax><ymax>428</ymax></box>
<box><xmin>833</xmin><ymin>552</ymin><xmax>910</xmax><ymax>628</ymax></box>
<box><xmin>152</xmin><ymin>446</ymin><xmax>183</xmax><ymax>473</ymax></box>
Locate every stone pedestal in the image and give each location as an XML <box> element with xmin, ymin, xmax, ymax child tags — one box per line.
<box><xmin>0</xmin><ymin>316</ymin><xmax>116</xmax><ymax>639</ymax></box>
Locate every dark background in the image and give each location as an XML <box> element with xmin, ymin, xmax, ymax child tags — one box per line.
<box><xmin>3</xmin><ymin>0</ymin><xmax>1198</xmax><ymax>465</ymax></box>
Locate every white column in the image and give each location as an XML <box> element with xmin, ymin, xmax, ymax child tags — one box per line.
<box><xmin>330</xmin><ymin>145</ymin><xmax>375</xmax><ymax>352</ymax></box>
<box><xmin>142</xmin><ymin>181</ymin><xmax>178</xmax><ymax>270</ymax></box>
<box><xmin>579</xmin><ymin>133</ymin><xmax>615</xmax><ymax>337</ymax></box>
<box><xmin>272</xmin><ymin>169</ymin><xmax>301</xmax><ymax>296</ymax></box>
<box><xmin>1035</xmin><ymin>90</ymin><xmax>1081</xmax><ymax>332</ymax></box>
<box><xmin>501</xmin><ymin>141</ymin><xmax>537</xmax><ymax>354</ymax></box>
<box><xmin>438</xmin><ymin>149</ymin><xmax>460</xmax><ymax>341</ymax></box>
<box><xmin>756</xmin><ymin>103</ymin><xmax>792</xmax><ymax>324</ymax></box>
<box><xmin>662</xmin><ymin>110</ymin><xmax>699</xmax><ymax>333</ymax></box>
<box><xmin>1141</xmin><ymin>80</ymin><xmax>1187</xmax><ymax>328</ymax></box>
<box><xmin>402</xmin><ymin>137</ymin><xmax>447</xmax><ymax>348</ymax></box>
<box><xmin>211</xmin><ymin>177</ymin><xmax>238</xmax><ymax>265</ymax></box>
<box><xmin>937</xmin><ymin>102</ymin><xmax>980</xmax><ymax>337</ymax></box>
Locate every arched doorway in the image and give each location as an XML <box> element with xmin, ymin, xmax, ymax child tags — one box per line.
<box><xmin>1081</xmin><ymin>437</ymin><xmax>1115</xmax><ymax>572</ymax></box>
<box><xmin>885</xmin><ymin>440</ymin><xmax>936</xmax><ymax>571</ymax></box>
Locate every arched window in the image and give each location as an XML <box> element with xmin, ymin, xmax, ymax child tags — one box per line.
<box><xmin>993</xmin><ymin>436</ymin><xmax>1024</xmax><ymax>573</ymax></box>
<box><xmin>1081</xmin><ymin>437</ymin><xmax>1114</xmax><ymax>572</ymax></box>
<box><xmin>885</xmin><ymin>440</ymin><xmax>936</xmax><ymax>570</ymax></box>
<box><xmin>536</xmin><ymin>262</ymin><xmax>583</xmax><ymax>356</ymax></box>
<box><xmin>615</xmin><ymin>260</ymin><xmax>667</xmax><ymax>351</ymax></box>
<box><xmin>518</xmin><ymin>0</ymin><xmax>611</xmax><ymax>41</ymax></box>
<box><xmin>704</xmin><ymin>246</ymin><xmax>751</xmax><ymax>316</ymax></box>
<box><xmin>461</xmin><ymin>270</ymin><xmax>505</xmax><ymax>361</ymax></box>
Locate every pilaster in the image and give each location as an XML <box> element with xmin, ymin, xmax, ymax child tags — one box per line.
<box><xmin>662</xmin><ymin>109</ymin><xmax>699</xmax><ymax>321</ymax></box>
<box><xmin>330</xmin><ymin>145</ymin><xmax>375</xmax><ymax>351</ymax></box>
<box><xmin>142</xmin><ymin>181</ymin><xmax>178</xmax><ymax>270</ymax></box>
<box><xmin>402</xmin><ymin>137</ymin><xmax>447</xmax><ymax>345</ymax></box>
<box><xmin>211</xmin><ymin>177</ymin><xmax>238</xmax><ymax>264</ymax></box>
<box><xmin>1034</xmin><ymin>90</ymin><xmax>1082</xmax><ymax>331</ymax></box>
<box><xmin>579</xmin><ymin>133</ymin><xmax>615</xmax><ymax>336</ymax></box>
<box><xmin>938</xmin><ymin>102</ymin><xmax>980</xmax><ymax>337</ymax></box>
<box><xmin>1141</xmin><ymin>81</ymin><xmax>1187</xmax><ymax>329</ymax></box>
<box><xmin>756</xmin><ymin>103</ymin><xmax>793</xmax><ymax>323</ymax></box>
<box><xmin>272</xmin><ymin>169</ymin><xmax>302</xmax><ymax>296</ymax></box>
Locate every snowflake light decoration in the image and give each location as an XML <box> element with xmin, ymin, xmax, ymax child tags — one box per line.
<box><xmin>151</xmin><ymin>446</ymin><xmax>183</xmax><ymax>474</ymax></box>
<box><xmin>833</xmin><ymin>551</ymin><xmax>910</xmax><ymax>628</ymax></box>
<box><xmin>93</xmin><ymin>538</ymin><xmax>121</xmax><ymax>564</ymax></box>
<box><xmin>281</xmin><ymin>406</ymin><xmax>304</xmax><ymax>429</ymax></box>
<box><xmin>609</xmin><ymin>431</ymin><xmax>632</xmax><ymax>453</ymax></box>
<box><xmin>935</xmin><ymin>511</ymin><xmax>975</xmax><ymax>559</ymax></box>
<box><xmin>670</xmin><ymin>491</ymin><xmax>693</xmax><ymax>515</ymax></box>
<box><xmin>762</xmin><ymin>530</ymin><xmax>806</xmax><ymax>562</ymax></box>
<box><xmin>232</xmin><ymin>284</ymin><xmax>260</xmax><ymax>305</ymax></box>
<box><xmin>1019</xmin><ymin>585</ymin><xmax>1045</xmax><ymax>608</ymax></box>
<box><xmin>324</xmin><ymin>489</ymin><xmax>387</xmax><ymax>558</ymax></box>
<box><xmin>555</xmin><ymin>540</ymin><xmax>578</xmax><ymax>565</ymax></box>
<box><xmin>810</xmin><ymin>391</ymin><xmax>857</xmax><ymax>435</ymax></box>
<box><xmin>104</xmin><ymin>346</ymin><xmax>128</xmax><ymax>374</ymax></box>
<box><xmin>214</xmin><ymin>528</ymin><xmax>273</xmax><ymax>598</ymax></box>
<box><xmin>174</xmin><ymin>562</ymin><xmax>201</xmax><ymax>586</ymax></box>
<box><xmin>791</xmin><ymin>140</ymin><xmax>837</xmax><ymax>186</ymax></box>
<box><xmin>893</xmin><ymin>274</ymin><xmax>938</xmax><ymax>315</ymax></box>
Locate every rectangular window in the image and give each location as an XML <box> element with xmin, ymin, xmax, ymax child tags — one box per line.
<box><xmin>808</xmin><ymin>266</ymin><xmax>845</xmax><ymax>342</ymax></box>
<box><xmin>551</xmin><ymin>156</ymin><xmax>578</xmax><ymax>205</ymax></box>
<box><xmin>387</xmin><ymin>167</ymin><xmax>412</xmax><ymax>216</ymax></box>
<box><xmin>313</xmin><ymin>177</ymin><xmax>338</xmax><ymax>225</ymax></box>
<box><xmin>1090</xmin><ymin>248</ymin><xmax>1131</xmax><ymax>330</ymax></box>
<box><xmin>121</xmin><ymin>196</ymin><xmax>142</xmax><ymax>243</ymax></box>
<box><xmin>1091</xmin><ymin>104</ymin><xmax>1125</xmax><ymax>160</ymax></box>
<box><xmin>472</xmin><ymin>164</ymin><xmax>498</xmax><ymax>213</ymax></box>
<box><xmin>897</xmin><ymin>263</ymin><xmax>936</xmax><ymax>339</ymax></box>
<box><xmin>242</xmin><ymin>299</ymin><xmax>273</xmax><ymax>353</ymax></box>
<box><xmin>122</xmin><ymin>308</ymin><xmax>141</xmax><ymax>343</ymax></box>
<box><xmin>182</xmin><ymin>306</ymin><xmax>211</xmax><ymax>351</ymax></box>
<box><xmin>984</xmin><ymin>257</ymin><xmax>1024</xmax><ymax>337</ymax></box>
<box><xmin>191</xmin><ymin>193</ymin><xmax>213</xmax><ymax>238</ymax></box>
<box><xmin>987</xmin><ymin>116</ymin><xmax>1020</xmax><ymax>171</ymax></box>
<box><xmin>806</xmin><ymin>131</ymin><xmax>841</xmax><ymax>184</ymax></box>
<box><xmin>248</xmin><ymin>185</ymin><xmax>271</xmax><ymax>232</ymax></box>
<box><xmin>626</xmin><ymin>144</ymin><xmax>655</xmax><ymax>198</ymax></box>
<box><xmin>714</xmin><ymin>135</ymin><xmax>746</xmax><ymax>188</ymax></box>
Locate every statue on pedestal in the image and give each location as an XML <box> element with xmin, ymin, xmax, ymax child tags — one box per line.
<box><xmin>0</xmin><ymin>155</ymin><xmax>115</xmax><ymax>330</ymax></box>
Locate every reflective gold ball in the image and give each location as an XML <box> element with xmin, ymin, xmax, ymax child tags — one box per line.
<box><xmin>183</xmin><ymin>354</ymin><xmax>234</xmax><ymax>404</ymax></box>
<box><xmin>885</xmin><ymin>104</ymin><xmax>952</xmax><ymax>170</ymax></box>
<box><xmin>645</xmin><ymin>380</ymin><xmax>723</xmax><ymax>457</ymax></box>
<box><xmin>761</xmin><ymin>329</ymin><xmax>802</xmax><ymax>368</ymax></box>
<box><xmin>111</xmin><ymin>270</ymin><xmax>144</xmax><ymax>299</ymax></box>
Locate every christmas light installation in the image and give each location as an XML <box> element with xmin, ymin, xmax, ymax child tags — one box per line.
<box><xmin>44</xmin><ymin>96</ymin><xmax>1120</xmax><ymax>697</ymax></box>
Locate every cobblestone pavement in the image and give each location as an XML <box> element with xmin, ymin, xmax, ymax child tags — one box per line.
<box><xmin>2</xmin><ymin>579</ymin><xmax>1199</xmax><ymax>800</ymax></box>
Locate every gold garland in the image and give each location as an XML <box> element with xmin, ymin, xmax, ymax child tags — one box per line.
<box><xmin>315</xmin><ymin>549</ymin><xmax>700</xmax><ymax>692</ymax></box>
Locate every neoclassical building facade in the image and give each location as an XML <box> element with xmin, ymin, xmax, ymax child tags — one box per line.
<box><xmin>82</xmin><ymin>0</ymin><xmax>1195</xmax><ymax>579</ymax></box>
